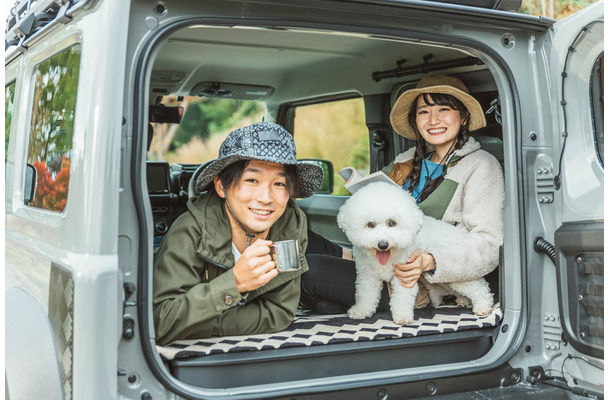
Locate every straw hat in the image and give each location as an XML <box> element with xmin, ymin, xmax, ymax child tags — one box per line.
<box><xmin>195</xmin><ymin>122</ymin><xmax>323</xmax><ymax>198</ymax></box>
<box><xmin>390</xmin><ymin>75</ymin><xmax>486</xmax><ymax>140</ymax></box>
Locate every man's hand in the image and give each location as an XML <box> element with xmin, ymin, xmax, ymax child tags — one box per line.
<box><xmin>393</xmin><ymin>252</ymin><xmax>436</xmax><ymax>288</ymax></box>
<box><xmin>233</xmin><ymin>239</ymin><xmax>278</xmax><ymax>293</ymax></box>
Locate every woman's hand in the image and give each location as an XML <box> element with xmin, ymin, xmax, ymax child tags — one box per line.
<box><xmin>394</xmin><ymin>252</ymin><xmax>436</xmax><ymax>288</ymax></box>
<box><xmin>233</xmin><ymin>239</ymin><xmax>278</xmax><ymax>293</ymax></box>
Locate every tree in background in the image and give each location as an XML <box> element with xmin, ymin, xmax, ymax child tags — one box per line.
<box><xmin>27</xmin><ymin>45</ymin><xmax>80</xmax><ymax>212</ymax></box>
<box><xmin>5</xmin><ymin>83</ymin><xmax>15</xmax><ymax>154</ymax></box>
<box><xmin>149</xmin><ymin>97</ymin><xmax>264</xmax><ymax>163</ymax></box>
<box><xmin>520</xmin><ymin>0</ymin><xmax>598</xmax><ymax>19</ymax></box>
<box><xmin>293</xmin><ymin>98</ymin><xmax>370</xmax><ymax>195</ymax></box>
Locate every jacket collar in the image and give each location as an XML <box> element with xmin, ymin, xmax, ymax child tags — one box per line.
<box><xmin>187</xmin><ymin>191</ymin><xmax>304</xmax><ymax>269</ymax></box>
<box><xmin>394</xmin><ymin>136</ymin><xmax>481</xmax><ymax>164</ymax></box>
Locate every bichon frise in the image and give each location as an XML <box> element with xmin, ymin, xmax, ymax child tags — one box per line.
<box><xmin>337</xmin><ymin>181</ymin><xmax>493</xmax><ymax>325</ymax></box>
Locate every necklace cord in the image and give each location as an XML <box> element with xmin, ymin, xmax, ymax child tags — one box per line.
<box><xmin>223</xmin><ymin>188</ymin><xmax>263</xmax><ymax>247</ymax></box>
<box><xmin>421</xmin><ymin>136</ymin><xmax>457</xmax><ymax>184</ymax></box>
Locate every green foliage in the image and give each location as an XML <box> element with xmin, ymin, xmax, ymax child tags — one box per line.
<box><xmin>5</xmin><ymin>82</ymin><xmax>16</xmax><ymax>155</ymax></box>
<box><xmin>519</xmin><ymin>0</ymin><xmax>598</xmax><ymax>19</ymax></box>
<box><xmin>312</xmin><ymin>161</ymin><xmax>332</xmax><ymax>193</ymax></box>
<box><xmin>25</xmin><ymin>45</ymin><xmax>80</xmax><ymax>212</ymax></box>
<box><xmin>171</xmin><ymin>98</ymin><xmax>263</xmax><ymax>151</ymax></box>
<box><xmin>293</xmin><ymin>98</ymin><xmax>370</xmax><ymax>195</ymax></box>
<box><xmin>27</xmin><ymin>45</ymin><xmax>80</xmax><ymax>172</ymax></box>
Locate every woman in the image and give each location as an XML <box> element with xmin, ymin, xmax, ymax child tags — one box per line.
<box><xmin>301</xmin><ymin>74</ymin><xmax>504</xmax><ymax>313</ymax></box>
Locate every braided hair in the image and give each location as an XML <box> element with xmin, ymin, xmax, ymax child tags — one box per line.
<box><xmin>405</xmin><ymin>93</ymin><xmax>471</xmax><ymax>202</ymax></box>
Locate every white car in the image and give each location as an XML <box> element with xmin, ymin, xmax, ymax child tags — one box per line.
<box><xmin>5</xmin><ymin>0</ymin><xmax>603</xmax><ymax>399</ymax></box>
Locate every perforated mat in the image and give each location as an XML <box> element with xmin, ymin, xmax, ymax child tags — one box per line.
<box><xmin>157</xmin><ymin>303</ymin><xmax>502</xmax><ymax>361</ymax></box>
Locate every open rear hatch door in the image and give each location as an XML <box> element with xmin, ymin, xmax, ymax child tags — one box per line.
<box><xmin>548</xmin><ymin>2</ymin><xmax>604</xmax><ymax>360</ymax></box>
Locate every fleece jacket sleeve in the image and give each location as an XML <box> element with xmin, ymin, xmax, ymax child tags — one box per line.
<box><xmin>425</xmin><ymin>155</ymin><xmax>505</xmax><ymax>284</ymax></box>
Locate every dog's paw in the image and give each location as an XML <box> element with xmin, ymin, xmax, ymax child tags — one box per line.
<box><xmin>456</xmin><ymin>296</ymin><xmax>472</xmax><ymax>308</ymax></box>
<box><xmin>348</xmin><ymin>304</ymin><xmax>374</xmax><ymax>320</ymax></box>
<box><xmin>473</xmin><ymin>304</ymin><xmax>492</xmax><ymax>316</ymax></box>
<box><xmin>429</xmin><ymin>293</ymin><xmax>444</xmax><ymax>307</ymax></box>
<box><xmin>392</xmin><ymin>309</ymin><xmax>414</xmax><ymax>325</ymax></box>
<box><xmin>472</xmin><ymin>299</ymin><xmax>493</xmax><ymax>316</ymax></box>
<box><xmin>391</xmin><ymin>311</ymin><xmax>414</xmax><ymax>325</ymax></box>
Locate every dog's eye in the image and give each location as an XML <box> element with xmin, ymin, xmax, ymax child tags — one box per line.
<box><xmin>367</xmin><ymin>222</ymin><xmax>376</xmax><ymax>228</ymax></box>
<box><xmin>387</xmin><ymin>220</ymin><xmax>397</xmax><ymax>227</ymax></box>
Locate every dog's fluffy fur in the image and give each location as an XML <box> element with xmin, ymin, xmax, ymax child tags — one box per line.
<box><xmin>337</xmin><ymin>182</ymin><xmax>493</xmax><ymax>325</ymax></box>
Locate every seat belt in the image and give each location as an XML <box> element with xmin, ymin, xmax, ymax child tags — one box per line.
<box><xmin>371</xmin><ymin>131</ymin><xmax>386</xmax><ymax>172</ymax></box>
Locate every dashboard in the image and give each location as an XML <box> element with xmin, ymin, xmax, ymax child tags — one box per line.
<box><xmin>146</xmin><ymin>161</ymin><xmax>201</xmax><ymax>238</ymax></box>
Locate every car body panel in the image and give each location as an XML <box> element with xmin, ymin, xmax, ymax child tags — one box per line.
<box><xmin>4</xmin><ymin>0</ymin><xmax>603</xmax><ymax>399</ymax></box>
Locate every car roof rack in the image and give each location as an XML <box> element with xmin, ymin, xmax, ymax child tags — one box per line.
<box><xmin>5</xmin><ymin>0</ymin><xmax>91</xmax><ymax>51</ymax></box>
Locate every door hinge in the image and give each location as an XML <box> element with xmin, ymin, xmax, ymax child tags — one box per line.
<box><xmin>536</xmin><ymin>165</ymin><xmax>554</xmax><ymax>204</ymax></box>
<box><xmin>122</xmin><ymin>282</ymin><xmax>137</xmax><ymax>341</ymax></box>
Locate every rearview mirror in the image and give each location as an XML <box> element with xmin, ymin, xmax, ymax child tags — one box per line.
<box><xmin>24</xmin><ymin>163</ymin><xmax>37</xmax><ymax>205</ymax></box>
<box><xmin>149</xmin><ymin>105</ymin><xmax>184</xmax><ymax>124</ymax></box>
<box><xmin>299</xmin><ymin>159</ymin><xmax>334</xmax><ymax>194</ymax></box>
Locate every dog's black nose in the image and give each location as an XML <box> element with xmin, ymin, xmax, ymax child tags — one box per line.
<box><xmin>378</xmin><ymin>241</ymin><xmax>389</xmax><ymax>250</ymax></box>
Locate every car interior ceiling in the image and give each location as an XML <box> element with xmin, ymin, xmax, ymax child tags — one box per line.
<box><xmin>147</xmin><ymin>24</ymin><xmax>503</xmax><ymax>225</ymax></box>
<box><xmin>146</xmin><ymin>24</ymin><xmax>504</xmax><ymax>382</ymax></box>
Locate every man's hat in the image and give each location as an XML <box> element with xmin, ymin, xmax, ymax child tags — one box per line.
<box><xmin>195</xmin><ymin>122</ymin><xmax>323</xmax><ymax>198</ymax></box>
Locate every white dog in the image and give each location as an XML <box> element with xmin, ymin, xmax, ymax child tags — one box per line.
<box><xmin>337</xmin><ymin>181</ymin><xmax>493</xmax><ymax>325</ymax></box>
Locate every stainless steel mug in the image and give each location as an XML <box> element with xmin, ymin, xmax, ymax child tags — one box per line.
<box><xmin>270</xmin><ymin>240</ymin><xmax>300</xmax><ymax>272</ymax></box>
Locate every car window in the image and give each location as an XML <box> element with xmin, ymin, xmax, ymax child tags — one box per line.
<box><xmin>148</xmin><ymin>96</ymin><xmax>264</xmax><ymax>164</ymax></box>
<box><xmin>5</xmin><ymin>81</ymin><xmax>16</xmax><ymax>156</ymax></box>
<box><xmin>26</xmin><ymin>45</ymin><xmax>81</xmax><ymax>212</ymax></box>
<box><xmin>292</xmin><ymin>97</ymin><xmax>369</xmax><ymax>195</ymax></box>
<box><xmin>591</xmin><ymin>53</ymin><xmax>603</xmax><ymax>166</ymax></box>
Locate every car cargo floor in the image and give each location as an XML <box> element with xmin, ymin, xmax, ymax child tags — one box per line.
<box><xmin>157</xmin><ymin>303</ymin><xmax>502</xmax><ymax>361</ymax></box>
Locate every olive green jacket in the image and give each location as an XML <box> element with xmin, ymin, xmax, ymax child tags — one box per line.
<box><xmin>153</xmin><ymin>191</ymin><xmax>309</xmax><ymax>346</ymax></box>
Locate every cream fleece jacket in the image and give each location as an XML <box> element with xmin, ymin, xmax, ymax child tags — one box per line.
<box><xmin>393</xmin><ymin>137</ymin><xmax>505</xmax><ymax>283</ymax></box>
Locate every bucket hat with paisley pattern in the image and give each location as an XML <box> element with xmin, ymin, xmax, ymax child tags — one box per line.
<box><xmin>195</xmin><ymin>122</ymin><xmax>323</xmax><ymax>198</ymax></box>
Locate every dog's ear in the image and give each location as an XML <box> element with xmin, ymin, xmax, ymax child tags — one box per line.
<box><xmin>336</xmin><ymin>203</ymin><xmax>348</xmax><ymax>232</ymax></box>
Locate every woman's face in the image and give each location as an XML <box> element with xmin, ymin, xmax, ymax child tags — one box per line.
<box><xmin>415</xmin><ymin>94</ymin><xmax>466</xmax><ymax>151</ymax></box>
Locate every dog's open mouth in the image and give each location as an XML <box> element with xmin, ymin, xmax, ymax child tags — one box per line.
<box><xmin>376</xmin><ymin>250</ymin><xmax>391</xmax><ymax>265</ymax></box>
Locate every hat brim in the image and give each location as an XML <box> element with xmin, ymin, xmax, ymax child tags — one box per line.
<box><xmin>195</xmin><ymin>156</ymin><xmax>324</xmax><ymax>198</ymax></box>
<box><xmin>390</xmin><ymin>84</ymin><xmax>487</xmax><ymax>140</ymax></box>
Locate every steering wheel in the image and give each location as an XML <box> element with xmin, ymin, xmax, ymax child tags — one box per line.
<box><xmin>187</xmin><ymin>160</ymin><xmax>215</xmax><ymax>199</ymax></box>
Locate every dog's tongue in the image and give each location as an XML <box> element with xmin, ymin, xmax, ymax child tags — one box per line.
<box><xmin>376</xmin><ymin>250</ymin><xmax>391</xmax><ymax>265</ymax></box>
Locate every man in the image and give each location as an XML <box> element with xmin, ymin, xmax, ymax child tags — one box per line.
<box><xmin>153</xmin><ymin>122</ymin><xmax>323</xmax><ymax>345</ymax></box>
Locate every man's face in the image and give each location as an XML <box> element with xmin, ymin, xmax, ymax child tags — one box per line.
<box><xmin>215</xmin><ymin>160</ymin><xmax>290</xmax><ymax>235</ymax></box>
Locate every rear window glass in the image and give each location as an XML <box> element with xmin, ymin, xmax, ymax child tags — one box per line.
<box><xmin>5</xmin><ymin>81</ymin><xmax>16</xmax><ymax>156</ymax></box>
<box><xmin>26</xmin><ymin>45</ymin><xmax>81</xmax><ymax>212</ymax></box>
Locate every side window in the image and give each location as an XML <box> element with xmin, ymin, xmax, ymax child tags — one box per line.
<box><xmin>292</xmin><ymin>97</ymin><xmax>369</xmax><ymax>195</ymax></box>
<box><xmin>590</xmin><ymin>53</ymin><xmax>603</xmax><ymax>166</ymax></box>
<box><xmin>26</xmin><ymin>45</ymin><xmax>81</xmax><ymax>212</ymax></box>
<box><xmin>148</xmin><ymin>96</ymin><xmax>264</xmax><ymax>163</ymax></box>
<box><xmin>5</xmin><ymin>81</ymin><xmax>16</xmax><ymax>155</ymax></box>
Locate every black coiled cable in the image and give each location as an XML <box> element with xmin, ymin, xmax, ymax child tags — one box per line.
<box><xmin>533</xmin><ymin>237</ymin><xmax>557</xmax><ymax>267</ymax></box>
